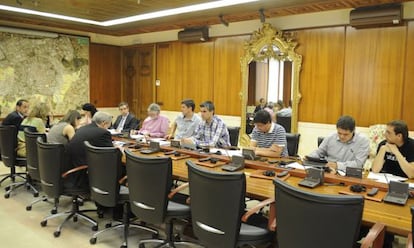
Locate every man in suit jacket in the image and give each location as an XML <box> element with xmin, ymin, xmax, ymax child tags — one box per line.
<box><xmin>111</xmin><ymin>102</ymin><xmax>139</xmax><ymax>132</ymax></box>
<box><xmin>66</xmin><ymin>111</ymin><xmax>113</xmax><ymax>188</ymax></box>
<box><xmin>2</xmin><ymin>99</ymin><xmax>30</xmax><ymax>129</ymax></box>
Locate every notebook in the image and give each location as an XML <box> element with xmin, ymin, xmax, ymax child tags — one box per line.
<box><xmin>140</xmin><ymin>141</ymin><xmax>161</xmax><ymax>154</ymax></box>
<box><xmin>383</xmin><ymin>180</ymin><xmax>409</xmax><ymax>205</ymax></box>
<box><xmin>298</xmin><ymin>167</ymin><xmax>324</xmax><ymax>188</ymax></box>
<box><xmin>222</xmin><ymin>155</ymin><xmax>245</xmax><ymax>172</ymax></box>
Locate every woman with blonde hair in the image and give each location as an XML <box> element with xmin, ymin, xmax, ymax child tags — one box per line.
<box><xmin>17</xmin><ymin>102</ymin><xmax>50</xmax><ymax>157</ymax></box>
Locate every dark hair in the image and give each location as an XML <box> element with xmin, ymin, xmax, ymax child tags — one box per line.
<box><xmin>388</xmin><ymin>120</ymin><xmax>409</xmax><ymax>141</ymax></box>
<box><xmin>336</xmin><ymin>115</ymin><xmax>355</xmax><ymax>132</ymax></box>
<box><xmin>276</xmin><ymin>100</ymin><xmax>284</xmax><ymax>109</ymax></box>
<box><xmin>118</xmin><ymin>102</ymin><xmax>129</xmax><ymax>108</ymax></box>
<box><xmin>82</xmin><ymin>103</ymin><xmax>97</xmax><ymax>117</ymax></box>
<box><xmin>253</xmin><ymin>110</ymin><xmax>272</xmax><ymax>124</ymax></box>
<box><xmin>200</xmin><ymin>101</ymin><xmax>215</xmax><ymax>112</ymax></box>
<box><xmin>16</xmin><ymin>99</ymin><xmax>28</xmax><ymax>106</ymax></box>
<box><xmin>181</xmin><ymin>99</ymin><xmax>195</xmax><ymax>111</ymax></box>
<box><xmin>61</xmin><ymin>110</ymin><xmax>81</xmax><ymax>127</ymax></box>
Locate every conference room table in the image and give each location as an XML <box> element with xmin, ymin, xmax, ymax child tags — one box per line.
<box><xmin>119</xmin><ymin>139</ymin><xmax>413</xmax><ymax>237</ymax></box>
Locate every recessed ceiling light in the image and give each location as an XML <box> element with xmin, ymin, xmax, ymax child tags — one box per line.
<box><xmin>0</xmin><ymin>0</ymin><xmax>259</xmax><ymax>27</ymax></box>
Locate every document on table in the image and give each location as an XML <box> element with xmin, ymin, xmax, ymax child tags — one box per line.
<box><xmin>367</xmin><ymin>172</ymin><xmax>407</xmax><ymax>184</ymax></box>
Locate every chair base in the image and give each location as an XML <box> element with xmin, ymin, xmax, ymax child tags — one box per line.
<box><xmin>4</xmin><ymin>176</ymin><xmax>39</xmax><ymax>199</ymax></box>
<box><xmin>40</xmin><ymin>195</ymin><xmax>98</xmax><ymax>237</ymax></box>
<box><xmin>26</xmin><ymin>195</ymin><xmax>59</xmax><ymax>214</ymax></box>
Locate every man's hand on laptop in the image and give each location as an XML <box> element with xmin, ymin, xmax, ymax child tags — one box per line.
<box><xmin>326</xmin><ymin>162</ymin><xmax>337</xmax><ymax>174</ymax></box>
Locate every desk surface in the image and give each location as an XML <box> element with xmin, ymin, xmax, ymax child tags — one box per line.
<box><xmin>124</xmin><ymin>143</ymin><xmax>412</xmax><ymax>236</ymax></box>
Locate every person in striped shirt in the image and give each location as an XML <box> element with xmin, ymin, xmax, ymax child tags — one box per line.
<box><xmin>250</xmin><ymin>110</ymin><xmax>288</xmax><ymax>157</ymax></box>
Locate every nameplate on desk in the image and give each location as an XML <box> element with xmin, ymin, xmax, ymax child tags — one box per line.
<box><xmin>195</xmin><ymin>161</ymin><xmax>226</xmax><ymax>168</ymax></box>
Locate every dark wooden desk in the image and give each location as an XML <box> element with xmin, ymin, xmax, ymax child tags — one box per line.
<box><xmin>123</xmin><ymin>143</ymin><xmax>412</xmax><ymax>236</ymax></box>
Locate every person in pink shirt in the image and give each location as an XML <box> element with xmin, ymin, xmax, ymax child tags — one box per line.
<box><xmin>137</xmin><ymin>103</ymin><xmax>170</xmax><ymax>138</ymax></box>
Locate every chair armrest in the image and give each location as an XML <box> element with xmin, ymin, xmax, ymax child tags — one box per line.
<box><xmin>241</xmin><ymin>197</ymin><xmax>275</xmax><ymax>223</ymax></box>
<box><xmin>360</xmin><ymin>222</ymin><xmax>385</xmax><ymax>248</ymax></box>
<box><xmin>119</xmin><ymin>175</ymin><xmax>127</xmax><ymax>185</ymax></box>
<box><xmin>61</xmin><ymin>165</ymin><xmax>88</xmax><ymax>178</ymax></box>
<box><xmin>407</xmin><ymin>233</ymin><xmax>412</xmax><ymax>248</ymax></box>
<box><xmin>168</xmin><ymin>182</ymin><xmax>189</xmax><ymax>199</ymax></box>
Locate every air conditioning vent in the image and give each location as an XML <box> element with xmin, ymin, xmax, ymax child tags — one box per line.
<box><xmin>350</xmin><ymin>4</ymin><xmax>403</xmax><ymax>29</ymax></box>
<box><xmin>178</xmin><ymin>27</ymin><xmax>209</xmax><ymax>42</ymax></box>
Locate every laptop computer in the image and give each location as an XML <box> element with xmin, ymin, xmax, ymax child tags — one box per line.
<box><xmin>298</xmin><ymin>167</ymin><xmax>324</xmax><ymax>188</ymax></box>
<box><xmin>222</xmin><ymin>155</ymin><xmax>245</xmax><ymax>172</ymax></box>
<box><xmin>383</xmin><ymin>180</ymin><xmax>409</xmax><ymax>205</ymax></box>
<box><xmin>242</xmin><ymin>148</ymin><xmax>261</xmax><ymax>160</ymax></box>
<box><xmin>140</xmin><ymin>141</ymin><xmax>161</xmax><ymax>154</ymax></box>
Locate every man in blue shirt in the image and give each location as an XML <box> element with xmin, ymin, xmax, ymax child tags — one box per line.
<box><xmin>182</xmin><ymin>101</ymin><xmax>230</xmax><ymax>148</ymax></box>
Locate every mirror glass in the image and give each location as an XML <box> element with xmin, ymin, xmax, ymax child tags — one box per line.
<box><xmin>239</xmin><ymin>23</ymin><xmax>302</xmax><ymax>147</ymax></box>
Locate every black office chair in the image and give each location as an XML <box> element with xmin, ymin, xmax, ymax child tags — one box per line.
<box><xmin>37</xmin><ymin>137</ymin><xmax>98</xmax><ymax>237</ymax></box>
<box><xmin>406</xmin><ymin>206</ymin><xmax>414</xmax><ymax>248</ymax></box>
<box><xmin>24</xmin><ymin>129</ymin><xmax>59</xmax><ymax>212</ymax></box>
<box><xmin>187</xmin><ymin>160</ymin><xmax>271</xmax><ymax>248</ymax></box>
<box><xmin>285</xmin><ymin>133</ymin><xmax>300</xmax><ymax>157</ymax></box>
<box><xmin>317</xmin><ymin>136</ymin><xmax>325</xmax><ymax>147</ymax></box>
<box><xmin>276</xmin><ymin>116</ymin><xmax>291</xmax><ymax>133</ymax></box>
<box><xmin>227</xmin><ymin>126</ymin><xmax>240</xmax><ymax>147</ymax></box>
<box><xmin>85</xmin><ymin>141</ymin><xmax>158</xmax><ymax>248</ymax></box>
<box><xmin>0</xmin><ymin>125</ymin><xmax>37</xmax><ymax>198</ymax></box>
<box><xmin>125</xmin><ymin>150</ymin><xmax>196</xmax><ymax>248</ymax></box>
<box><xmin>273</xmin><ymin>178</ymin><xmax>385</xmax><ymax>248</ymax></box>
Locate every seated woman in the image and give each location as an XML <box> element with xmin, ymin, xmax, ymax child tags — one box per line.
<box><xmin>137</xmin><ymin>103</ymin><xmax>169</xmax><ymax>138</ymax></box>
<box><xmin>17</xmin><ymin>102</ymin><xmax>50</xmax><ymax>157</ymax></box>
<box><xmin>47</xmin><ymin>110</ymin><xmax>82</xmax><ymax>144</ymax></box>
<box><xmin>79</xmin><ymin>103</ymin><xmax>97</xmax><ymax>127</ymax></box>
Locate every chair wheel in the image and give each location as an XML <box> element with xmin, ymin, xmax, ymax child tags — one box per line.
<box><xmin>105</xmin><ymin>223</ymin><xmax>112</xmax><ymax>228</ymax></box>
<box><xmin>26</xmin><ymin>185</ymin><xmax>31</xmax><ymax>190</ymax></box>
<box><xmin>33</xmin><ymin>192</ymin><xmax>39</xmax><ymax>197</ymax></box>
<box><xmin>139</xmin><ymin>244</ymin><xmax>145</xmax><ymax>248</ymax></box>
<box><xmin>40</xmin><ymin>220</ymin><xmax>47</xmax><ymax>227</ymax></box>
<box><xmin>120</xmin><ymin>245</ymin><xmax>127</xmax><ymax>248</ymax></box>
<box><xmin>5</xmin><ymin>186</ymin><xmax>10</xmax><ymax>191</ymax></box>
<box><xmin>26</xmin><ymin>206</ymin><xmax>32</xmax><ymax>211</ymax></box>
<box><xmin>51</xmin><ymin>209</ymin><xmax>57</xmax><ymax>214</ymax></box>
<box><xmin>4</xmin><ymin>193</ymin><xmax>10</xmax><ymax>199</ymax></box>
<box><xmin>152</xmin><ymin>233</ymin><xmax>159</xmax><ymax>239</ymax></box>
<box><xmin>73</xmin><ymin>216</ymin><xmax>78</xmax><ymax>222</ymax></box>
<box><xmin>53</xmin><ymin>231</ymin><xmax>60</xmax><ymax>237</ymax></box>
<box><xmin>98</xmin><ymin>213</ymin><xmax>104</xmax><ymax>218</ymax></box>
<box><xmin>92</xmin><ymin>225</ymin><xmax>98</xmax><ymax>231</ymax></box>
<box><xmin>89</xmin><ymin>237</ymin><xmax>97</xmax><ymax>244</ymax></box>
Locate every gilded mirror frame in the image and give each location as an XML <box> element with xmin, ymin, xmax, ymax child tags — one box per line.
<box><xmin>239</xmin><ymin>23</ymin><xmax>302</xmax><ymax>147</ymax></box>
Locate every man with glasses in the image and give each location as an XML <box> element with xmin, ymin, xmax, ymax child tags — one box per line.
<box><xmin>182</xmin><ymin>100</ymin><xmax>230</xmax><ymax>148</ymax></box>
<box><xmin>137</xmin><ymin>103</ymin><xmax>169</xmax><ymax>138</ymax></box>
<box><xmin>111</xmin><ymin>102</ymin><xmax>139</xmax><ymax>132</ymax></box>
<box><xmin>308</xmin><ymin>115</ymin><xmax>369</xmax><ymax>174</ymax></box>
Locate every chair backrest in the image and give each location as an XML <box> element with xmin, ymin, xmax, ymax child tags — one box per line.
<box><xmin>125</xmin><ymin>149</ymin><xmax>172</xmax><ymax>224</ymax></box>
<box><xmin>317</xmin><ymin>136</ymin><xmax>325</xmax><ymax>147</ymax></box>
<box><xmin>187</xmin><ymin>160</ymin><xmax>245</xmax><ymax>248</ymax></box>
<box><xmin>285</xmin><ymin>133</ymin><xmax>300</xmax><ymax>156</ymax></box>
<box><xmin>37</xmin><ymin>137</ymin><xmax>67</xmax><ymax>198</ymax></box>
<box><xmin>0</xmin><ymin>125</ymin><xmax>18</xmax><ymax>167</ymax></box>
<box><xmin>276</xmin><ymin>116</ymin><xmax>291</xmax><ymax>133</ymax></box>
<box><xmin>273</xmin><ymin>178</ymin><xmax>364</xmax><ymax>248</ymax></box>
<box><xmin>85</xmin><ymin>141</ymin><xmax>122</xmax><ymax>207</ymax></box>
<box><xmin>24</xmin><ymin>129</ymin><xmax>46</xmax><ymax>181</ymax></box>
<box><xmin>227</xmin><ymin>126</ymin><xmax>240</xmax><ymax>147</ymax></box>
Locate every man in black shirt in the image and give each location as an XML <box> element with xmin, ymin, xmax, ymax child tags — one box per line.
<box><xmin>372</xmin><ymin>120</ymin><xmax>414</xmax><ymax>178</ymax></box>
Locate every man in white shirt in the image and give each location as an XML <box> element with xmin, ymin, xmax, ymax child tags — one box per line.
<box><xmin>166</xmin><ymin>99</ymin><xmax>201</xmax><ymax>139</ymax></box>
<box><xmin>111</xmin><ymin>102</ymin><xmax>139</xmax><ymax>132</ymax></box>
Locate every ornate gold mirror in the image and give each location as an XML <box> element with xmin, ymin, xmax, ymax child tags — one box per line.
<box><xmin>239</xmin><ymin>23</ymin><xmax>302</xmax><ymax>147</ymax></box>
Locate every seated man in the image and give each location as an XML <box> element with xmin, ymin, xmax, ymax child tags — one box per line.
<box><xmin>250</xmin><ymin>110</ymin><xmax>288</xmax><ymax>157</ymax></box>
<box><xmin>2</xmin><ymin>99</ymin><xmax>30</xmax><ymax>129</ymax></box>
<box><xmin>372</xmin><ymin>120</ymin><xmax>414</xmax><ymax>178</ymax></box>
<box><xmin>308</xmin><ymin>115</ymin><xmax>369</xmax><ymax>174</ymax></box>
<box><xmin>182</xmin><ymin>101</ymin><xmax>230</xmax><ymax>148</ymax></box>
<box><xmin>111</xmin><ymin>101</ymin><xmax>139</xmax><ymax>132</ymax></box>
<box><xmin>253</xmin><ymin>98</ymin><xmax>266</xmax><ymax>113</ymax></box>
<box><xmin>166</xmin><ymin>99</ymin><xmax>201</xmax><ymax>139</ymax></box>
<box><xmin>66</xmin><ymin>111</ymin><xmax>114</xmax><ymax>188</ymax></box>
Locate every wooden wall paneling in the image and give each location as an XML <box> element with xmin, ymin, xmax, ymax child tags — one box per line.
<box><xmin>181</xmin><ymin>41</ymin><xmax>215</xmax><ymax>111</ymax></box>
<box><xmin>402</xmin><ymin>21</ymin><xmax>414</xmax><ymax>129</ymax></box>
<box><xmin>90</xmin><ymin>43</ymin><xmax>122</xmax><ymax>107</ymax></box>
<box><xmin>155</xmin><ymin>42</ymin><xmax>183</xmax><ymax>111</ymax></box>
<box><xmin>123</xmin><ymin>48</ymin><xmax>137</xmax><ymax>114</ymax></box>
<box><xmin>213</xmin><ymin>36</ymin><xmax>248</xmax><ymax>116</ymax></box>
<box><xmin>343</xmin><ymin>26</ymin><xmax>406</xmax><ymax>127</ymax></box>
<box><xmin>295</xmin><ymin>27</ymin><xmax>345</xmax><ymax>124</ymax></box>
